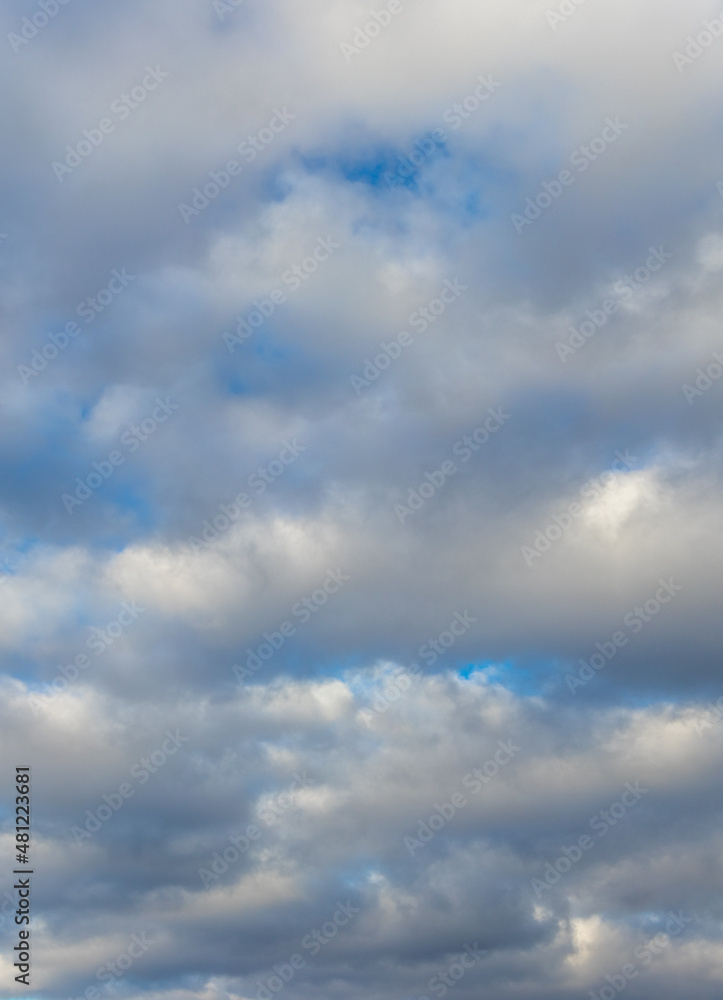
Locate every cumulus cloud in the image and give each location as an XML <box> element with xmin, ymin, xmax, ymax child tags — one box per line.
<box><xmin>1</xmin><ymin>0</ymin><xmax>722</xmax><ymax>997</ymax></box>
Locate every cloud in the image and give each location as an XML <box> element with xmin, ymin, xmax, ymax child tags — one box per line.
<box><xmin>2</xmin><ymin>0</ymin><xmax>723</xmax><ymax>997</ymax></box>
<box><xmin>3</xmin><ymin>672</ymin><xmax>723</xmax><ymax>999</ymax></box>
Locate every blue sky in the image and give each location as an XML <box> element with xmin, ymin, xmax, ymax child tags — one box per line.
<box><xmin>2</xmin><ymin>1</ymin><xmax>723</xmax><ymax>999</ymax></box>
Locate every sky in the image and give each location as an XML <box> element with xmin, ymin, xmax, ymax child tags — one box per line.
<box><xmin>1</xmin><ymin>0</ymin><xmax>723</xmax><ymax>998</ymax></box>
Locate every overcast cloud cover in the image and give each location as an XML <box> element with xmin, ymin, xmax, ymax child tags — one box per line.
<box><xmin>2</xmin><ymin>0</ymin><xmax>723</xmax><ymax>998</ymax></box>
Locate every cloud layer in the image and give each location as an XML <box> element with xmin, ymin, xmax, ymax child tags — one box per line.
<box><xmin>2</xmin><ymin>0</ymin><xmax>723</xmax><ymax>998</ymax></box>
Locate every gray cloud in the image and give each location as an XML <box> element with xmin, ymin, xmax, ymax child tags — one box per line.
<box><xmin>2</xmin><ymin>0</ymin><xmax>723</xmax><ymax>997</ymax></box>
